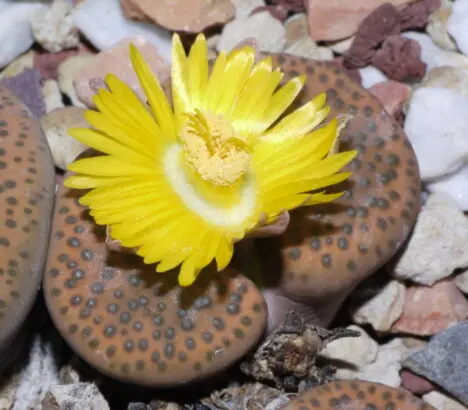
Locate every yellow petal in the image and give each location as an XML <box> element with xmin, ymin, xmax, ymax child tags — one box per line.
<box><xmin>256</xmin><ymin>75</ymin><xmax>305</xmax><ymax>134</ymax></box>
<box><xmin>213</xmin><ymin>47</ymin><xmax>255</xmax><ymax>116</ymax></box>
<box><xmin>215</xmin><ymin>238</ymin><xmax>234</xmax><ymax>271</ymax></box>
<box><xmin>171</xmin><ymin>33</ymin><xmax>191</xmax><ymax>122</ymax></box>
<box><xmin>65</xmin><ymin>175</ymin><xmax>135</xmax><ymax>189</ymax></box>
<box><xmin>68</xmin><ymin>127</ymin><xmax>153</xmax><ymax>167</ymax></box>
<box><xmin>201</xmin><ymin>51</ymin><xmax>227</xmax><ymax>112</ymax></box>
<box><xmin>187</xmin><ymin>34</ymin><xmax>208</xmax><ymax>109</ymax></box>
<box><xmin>68</xmin><ymin>155</ymin><xmax>155</xmax><ymax>177</ymax></box>
<box><xmin>130</xmin><ymin>43</ymin><xmax>176</xmax><ymax>142</ymax></box>
<box><xmin>104</xmin><ymin>74</ymin><xmax>161</xmax><ymax>140</ymax></box>
<box><xmin>262</xmin><ymin>93</ymin><xmax>329</xmax><ymax>143</ymax></box>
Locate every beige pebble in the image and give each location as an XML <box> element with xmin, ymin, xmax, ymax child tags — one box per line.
<box><xmin>42</xmin><ymin>79</ymin><xmax>64</xmax><ymax>113</ymax></box>
<box><xmin>40</xmin><ymin>107</ymin><xmax>89</xmax><ymax>170</ymax></box>
<box><xmin>58</xmin><ymin>54</ymin><xmax>94</xmax><ymax>107</ymax></box>
<box><xmin>120</xmin><ymin>0</ymin><xmax>235</xmax><ymax>33</ymax></box>
<box><xmin>217</xmin><ymin>12</ymin><xmax>286</xmax><ymax>53</ymax></box>
<box><xmin>73</xmin><ymin>35</ymin><xmax>170</xmax><ymax>109</ymax></box>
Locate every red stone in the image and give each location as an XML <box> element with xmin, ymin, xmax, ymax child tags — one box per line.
<box><xmin>372</xmin><ymin>35</ymin><xmax>427</xmax><ymax>82</ymax></box>
<box><xmin>390</xmin><ymin>280</ymin><xmax>468</xmax><ymax>336</ymax></box>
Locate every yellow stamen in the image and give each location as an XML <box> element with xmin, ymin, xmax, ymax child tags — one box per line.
<box><xmin>179</xmin><ymin>110</ymin><xmax>252</xmax><ymax>186</ymax></box>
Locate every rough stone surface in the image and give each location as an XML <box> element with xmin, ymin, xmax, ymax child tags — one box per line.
<box><xmin>232</xmin><ymin>0</ymin><xmax>265</xmax><ymax>18</ymax></box>
<box><xmin>73</xmin><ymin>36</ymin><xmax>170</xmax><ymax>108</ymax></box>
<box><xmin>344</xmin><ymin>3</ymin><xmax>402</xmax><ymax>69</ymax></box>
<box><xmin>423</xmin><ymin>391</ymin><xmax>467</xmax><ymax>410</ymax></box>
<box><xmin>400</xmin><ymin>0</ymin><xmax>441</xmax><ymax>30</ymax></box>
<box><xmin>40</xmin><ymin>107</ymin><xmax>90</xmax><ymax>171</ymax></box>
<box><xmin>120</xmin><ymin>0</ymin><xmax>235</xmax><ymax>33</ymax></box>
<box><xmin>391</xmin><ymin>279</ymin><xmax>468</xmax><ymax>336</ymax></box>
<box><xmin>369</xmin><ymin>80</ymin><xmax>411</xmax><ymax>121</ymax></box>
<box><xmin>304</xmin><ymin>0</ymin><xmax>414</xmax><ymax>42</ymax></box>
<box><xmin>418</xmin><ymin>66</ymin><xmax>468</xmax><ymax>100</ymax></box>
<box><xmin>403</xmin><ymin>31</ymin><xmax>468</xmax><ymax>70</ymax></box>
<box><xmin>58</xmin><ymin>55</ymin><xmax>94</xmax><ymax>108</ymax></box>
<box><xmin>72</xmin><ymin>0</ymin><xmax>172</xmax><ymax>61</ymax></box>
<box><xmin>427</xmin><ymin>0</ymin><xmax>457</xmax><ymax>51</ymax></box>
<box><xmin>394</xmin><ymin>194</ymin><xmax>468</xmax><ymax>285</ymax></box>
<box><xmin>321</xmin><ymin>327</ymin><xmax>408</xmax><ymax>387</ymax></box>
<box><xmin>351</xmin><ymin>279</ymin><xmax>405</xmax><ymax>332</ymax></box>
<box><xmin>30</xmin><ymin>0</ymin><xmax>79</xmax><ymax>53</ymax></box>
<box><xmin>372</xmin><ymin>35</ymin><xmax>427</xmax><ymax>82</ymax></box>
<box><xmin>42</xmin><ymin>80</ymin><xmax>65</xmax><ymax>114</ymax></box>
<box><xmin>217</xmin><ymin>12</ymin><xmax>286</xmax><ymax>53</ymax></box>
<box><xmin>403</xmin><ymin>321</ymin><xmax>468</xmax><ymax>406</ymax></box>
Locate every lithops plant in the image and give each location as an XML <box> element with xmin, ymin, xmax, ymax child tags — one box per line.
<box><xmin>0</xmin><ymin>85</ymin><xmax>55</xmax><ymax>369</ymax></box>
<box><xmin>41</xmin><ymin>34</ymin><xmax>420</xmax><ymax>389</ymax></box>
<box><xmin>260</xmin><ymin>54</ymin><xmax>420</xmax><ymax>331</ymax></box>
<box><xmin>44</xmin><ymin>178</ymin><xmax>267</xmax><ymax>386</ymax></box>
<box><xmin>280</xmin><ymin>380</ymin><xmax>436</xmax><ymax>410</ymax></box>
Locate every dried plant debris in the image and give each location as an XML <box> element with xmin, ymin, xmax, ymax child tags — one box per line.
<box><xmin>201</xmin><ymin>382</ymin><xmax>291</xmax><ymax>410</ymax></box>
<box><xmin>240</xmin><ymin>312</ymin><xmax>360</xmax><ymax>391</ymax></box>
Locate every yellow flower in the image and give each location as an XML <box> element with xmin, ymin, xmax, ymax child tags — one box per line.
<box><xmin>65</xmin><ymin>34</ymin><xmax>357</xmax><ymax>287</ymax></box>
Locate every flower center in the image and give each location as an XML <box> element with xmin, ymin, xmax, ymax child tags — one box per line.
<box><xmin>179</xmin><ymin>110</ymin><xmax>251</xmax><ymax>186</ymax></box>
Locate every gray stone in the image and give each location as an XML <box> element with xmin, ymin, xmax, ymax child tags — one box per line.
<box><xmin>402</xmin><ymin>321</ymin><xmax>468</xmax><ymax>406</ymax></box>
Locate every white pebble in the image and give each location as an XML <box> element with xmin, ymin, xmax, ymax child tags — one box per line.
<box><xmin>40</xmin><ymin>107</ymin><xmax>89</xmax><ymax>170</ymax></box>
<box><xmin>426</xmin><ymin>165</ymin><xmax>468</xmax><ymax>211</ymax></box>
<box><xmin>351</xmin><ymin>280</ymin><xmax>406</xmax><ymax>332</ymax></box>
<box><xmin>448</xmin><ymin>0</ymin><xmax>468</xmax><ymax>56</ymax></box>
<box><xmin>426</xmin><ymin>0</ymin><xmax>457</xmax><ymax>51</ymax></box>
<box><xmin>31</xmin><ymin>0</ymin><xmax>79</xmax><ymax>53</ymax></box>
<box><xmin>0</xmin><ymin>0</ymin><xmax>48</xmax><ymax>68</ymax></box>
<box><xmin>320</xmin><ymin>325</ymin><xmax>379</xmax><ymax>372</ymax></box>
<box><xmin>72</xmin><ymin>0</ymin><xmax>172</xmax><ymax>62</ymax></box>
<box><xmin>42</xmin><ymin>79</ymin><xmax>65</xmax><ymax>114</ymax></box>
<box><xmin>321</xmin><ymin>326</ymin><xmax>407</xmax><ymax>388</ymax></box>
<box><xmin>423</xmin><ymin>391</ymin><xmax>467</xmax><ymax>410</ymax></box>
<box><xmin>393</xmin><ymin>193</ymin><xmax>468</xmax><ymax>285</ymax></box>
<box><xmin>58</xmin><ymin>54</ymin><xmax>94</xmax><ymax>108</ymax></box>
<box><xmin>404</xmin><ymin>87</ymin><xmax>468</xmax><ymax>180</ymax></box>
<box><xmin>455</xmin><ymin>268</ymin><xmax>468</xmax><ymax>294</ymax></box>
<box><xmin>403</xmin><ymin>31</ymin><xmax>468</xmax><ymax>71</ymax></box>
<box><xmin>359</xmin><ymin>66</ymin><xmax>388</xmax><ymax>89</ymax></box>
<box><xmin>231</xmin><ymin>0</ymin><xmax>265</xmax><ymax>19</ymax></box>
<box><xmin>217</xmin><ymin>12</ymin><xmax>286</xmax><ymax>54</ymax></box>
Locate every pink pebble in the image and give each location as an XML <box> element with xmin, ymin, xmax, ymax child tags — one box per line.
<box><xmin>390</xmin><ymin>279</ymin><xmax>468</xmax><ymax>336</ymax></box>
<box><xmin>401</xmin><ymin>369</ymin><xmax>435</xmax><ymax>395</ymax></box>
<box><xmin>369</xmin><ymin>80</ymin><xmax>410</xmax><ymax>124</ymax></box>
